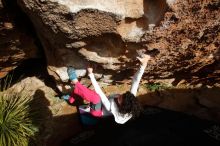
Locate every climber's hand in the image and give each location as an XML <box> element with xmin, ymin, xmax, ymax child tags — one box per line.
<box><xmin>87</xmin><ymin>67</ymin><xmax>93</xmax><ymax>74</ymax></box>
<box><xmin>64</xmin><ymin>85</ymin><xmax>71</xmax><ymax>90</ymax></box>
<box><xmin>137</xmin><ymin>54</ymin><xmax>151</xmax><ymax>66</ymax></box>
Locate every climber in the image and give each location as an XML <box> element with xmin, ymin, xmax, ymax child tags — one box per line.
<box><xmin>63</xmin><ymin>54</ymin><xmax>151</xmax><ymax>124</ymax></box>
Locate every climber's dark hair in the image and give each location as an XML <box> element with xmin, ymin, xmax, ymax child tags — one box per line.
<box><xmin>118</xmin><ymin>91</ymin><xmax>142</xmax><ymax>119</ymax></box>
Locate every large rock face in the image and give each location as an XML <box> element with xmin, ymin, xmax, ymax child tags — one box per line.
<box><xmin>1</xmin><ymin>0</ymin><xmax>219</xmax><ymax>143</ymax></box>
<box><xmin>17</xmin><ymin>0</ymin><xmax>169</xmax><ymax>85</ymax></box>
<box><xmin>17</xmin><ymin>0</ymin><xmax>219</xmax><ymax>91</ymax></box>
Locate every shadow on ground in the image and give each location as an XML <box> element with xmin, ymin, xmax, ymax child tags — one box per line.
<box><xmin>62</xmin><ymin>105</ymin><xmax>220</xmax><ymax>146</ymax></box>
<box><xmin>60</xmin><ymin>86</ymin><xmax>220</xmax><ymax>146</ymax></box>
<box><xmin>29</xmin><ymin>89</ymin><xmax>82</xmax><ymax>146</ymax></box>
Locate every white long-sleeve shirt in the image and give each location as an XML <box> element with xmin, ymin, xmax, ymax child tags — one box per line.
<box><xmin>88</xmin><ymin>64</ymin><xmax>146</xmax><ymax>124</ymax></box>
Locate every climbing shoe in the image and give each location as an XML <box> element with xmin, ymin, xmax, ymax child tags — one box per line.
<box><xmin>67</xmin><ymin>66</ymin><xmax>77</xmax><ymax>81</ymax></box>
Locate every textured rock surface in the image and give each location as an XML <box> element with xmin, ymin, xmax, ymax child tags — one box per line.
<box><xmin>17</xmin><ymin>0</ymin><xmax>170</xmax><ymax>87</ymax></box>
<box><xmin>143</xmin><ymin>0</ymin><xmax>220</xmax><ymax>82</ymax></box>
<box><xmin>17</xmin><ymin>0</ymin><xmax>219</xmax><ymax>88</ymax></box>
<box><xmin>0</xmin><ymin>0</ymin><xmax>40</xmax><ymax>78</ymax></box>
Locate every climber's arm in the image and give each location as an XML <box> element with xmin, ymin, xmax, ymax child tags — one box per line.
<box><xmin>88</xmin><ymin>68</ymin><xmax>111</xmax><ymax>111</ymax></box>
<box><xmin>130</xmin><ymin>55</ymin><xmax>151</xmax><ymax>96</ymax></box>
